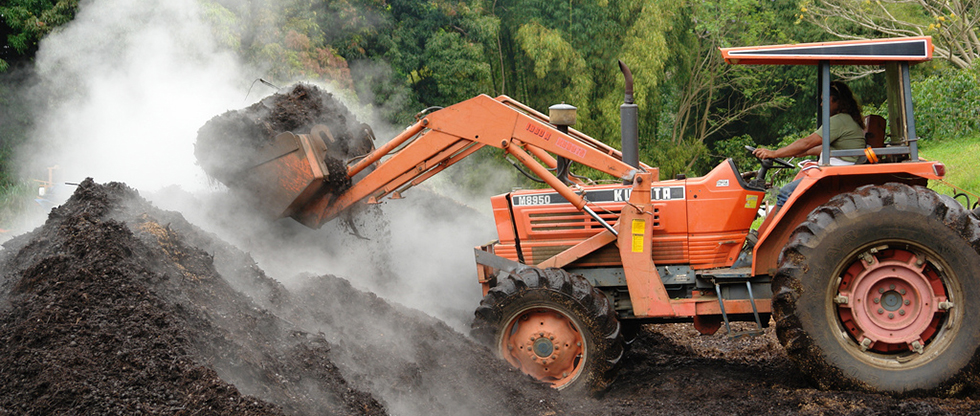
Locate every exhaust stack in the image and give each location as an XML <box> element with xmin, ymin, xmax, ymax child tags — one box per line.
<box><xmin>619</xmin><ymin>60</ymin><xmax>639</xmax><ymax>176</ymax></box>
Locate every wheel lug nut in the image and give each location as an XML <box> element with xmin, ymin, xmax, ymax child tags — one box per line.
<box><xmin>899</xmin><ymin>310</ymin><xmax>906</xmax><ymax>316</ymax></box>
<box><xmin>904</xmin><ymin>300</ymin><xmax>911</xmax><ymax>306</ymax></box>
<box><xmin>890</xmin><ymin>284</ymin><xmax>896</xmax><ymax>290</ymax></box>
<box><xmin>888</xmin><ymin>313</ymin><xmax>894</xmax><ymax>319</ymax></box>
<box><xmin>878</xmin><ymin>308</ymin><xmax>884</xmax><ymax>314</ymax></box>
<box><xmin>900</xmin><ymin>289</ymin><xmax>906</xmax><ymax>295</ymax></box>
<box><xmin>874</xmin><ymin>298</ymin><xmax>880</xmax><ymax>304</ymax></box>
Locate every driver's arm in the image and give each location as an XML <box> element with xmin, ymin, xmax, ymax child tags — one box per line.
<box><xmin>753</xmin><ymin>133</ymin><xmax>821</xmax><ymax>159</ymax></box>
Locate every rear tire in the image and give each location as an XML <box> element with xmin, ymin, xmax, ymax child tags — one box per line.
<box><xmin>471</xmin><ymin>268</ymin><xmax>623</xmax><ymax>396</ymax></box>
<box><xmin>773</xmin><ymin>183</ymin><xmax>980</xmax><ymax>395</ymax></box>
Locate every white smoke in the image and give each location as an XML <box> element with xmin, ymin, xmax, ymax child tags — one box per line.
<box><xmin>10</xmin><ymin>0</ymin><xmax>532</xmax><ymax>412</ymax></box>
<box><xmin>21</xmin><ymin>0</ymin><xmax>247</xmax><ymax>194</ymax></box>
<box><xmin>13</xmin><ymin>0</ymin><xmax>527</xmax><ymax>332</ymax></box>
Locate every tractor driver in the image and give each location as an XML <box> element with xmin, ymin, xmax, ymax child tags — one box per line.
<box><xmin>752</xmin><ymin>80</ymin><xmax>866</xmax><ymax>207</ymax></box>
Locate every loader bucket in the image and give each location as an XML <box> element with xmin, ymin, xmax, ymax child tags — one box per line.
<box><xmin>195</xmin><ymin>83</ymin><xmax>371</xmax><ymax>224</ymax></box>
<box><xmin>227</xmin><ymin>129</ymin><xmax>349</xmax><ymax>220</ymax></box>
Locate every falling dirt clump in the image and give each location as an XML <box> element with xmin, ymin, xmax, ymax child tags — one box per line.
<box><xmin>194</xmin><ymin>83</ymin><xmax>374</xmax><ymax>193</ymax></box>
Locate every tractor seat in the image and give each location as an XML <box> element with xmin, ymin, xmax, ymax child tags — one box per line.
<box><xmin>864</xmin><ymin>114</ymin><xmax>886</xmax><ymax>149</ymax></box>
<box><xmin>854</xmin><ymin>114</ymin><xmax>887</xmax><ymax>164</ymax></box>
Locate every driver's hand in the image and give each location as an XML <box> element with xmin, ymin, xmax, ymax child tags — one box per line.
<box><xmin>753</xmin><ymin>148</ymin><xmax>776</xmax><ymax>159</ymax></box>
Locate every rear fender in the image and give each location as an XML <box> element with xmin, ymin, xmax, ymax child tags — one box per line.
<box><xmin>752</xmin><ymin>162</ymin><xmax>942</xmax><ymax>276</ymax></box>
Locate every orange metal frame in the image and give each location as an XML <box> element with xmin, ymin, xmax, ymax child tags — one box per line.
<box><xmin>752</xmin><ymin>161</ymin><xmax>945</xmax><ymax>277</ymax></box>
<box><xmin>291</xmin><ymin>94</ymin><xmax>648</xmax><ymax>227</ymax></box>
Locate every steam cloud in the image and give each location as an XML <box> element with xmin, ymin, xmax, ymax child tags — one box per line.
<box><xmin>21</xmin><ymin>0</ymin><xmax>245</xmax><ymax>193</ymax></box>
<box><xmin>11</xmin><ymin>0</ymin><xmax>520</xmax><ymax>361</ymax></box>
<box><xmin>7</xmin><ymin>0</ymin><xmax>529</xmax><ymax>412</ymax></box>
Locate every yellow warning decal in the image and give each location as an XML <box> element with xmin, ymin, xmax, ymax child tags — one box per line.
<box><xmin>745</xmin><ymin>195</ymin><xmax>758</xmax><ymax>209</ymax></box>
<box><xmin>632</xmin><ymin>219</ymin><xmax>645</xmax><ymax>234</ymax></box>
<box><xmin>631</xmin><ymin>219</ymin><xmax>645</xmax><ymax>253</ymax></box>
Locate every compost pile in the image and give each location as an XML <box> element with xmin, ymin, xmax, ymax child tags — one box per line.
<box><xmin>0</xmin><ymin>179</ymin><xmax>562</xmax><ymax>415</ymax></box>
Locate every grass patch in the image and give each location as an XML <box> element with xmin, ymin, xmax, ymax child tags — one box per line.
<box><xmin>919</xmin><ymin>134</ymin><xmax>980</xmax><ymax>209</ymax></box>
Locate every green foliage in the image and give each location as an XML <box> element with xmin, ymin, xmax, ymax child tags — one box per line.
<box><xmin>422</xmin><ymin>29</ymin><xmax>493</xmax><ymax>104</ymax></box>
<box><xmin>6</xmin><ymin>0</ymin><xmax>980</xmax><ymax>201</ymax></box>
<box><xmin>712</xmin><ymin>134</ymin><xmax>759</xmax><ymax>172</ymax></box>
<box><xmin>0</xmin><ymin>0</ymin><xmax>79</xmax><ymax>70</ymax></box>
<box><xmin>595</xmin><ymin>0</ymin><xmax>675</xmax><ymax>149</ymax></box>
<box><xmin>643</xmin><ymin>138</ymin><xmax>709</xmax><ymax>179</ymax></box>
<box><xmin>201</xmin><ymin>2</ymin><xmax>242</xmax><ymax>50</ymax></box>
<box><xmin>514</xmin><ymin>22</ymin><xmax>592</xmax><ymax>117</ymax></box>
<box><xmin>911</xmin><ymin>66</ymin><xmax>980</xmax><ymax>141</ymax></box>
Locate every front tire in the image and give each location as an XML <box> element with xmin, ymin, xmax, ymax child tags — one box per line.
<box><xmin>471</xmin><ymin>268</ymin><xmax>623</xmax><ymax>395</ymax></box>
<box><xmin>773</xmin><ymin>183</ymin><xmax>980</xmax><ymax>395</ymax></box>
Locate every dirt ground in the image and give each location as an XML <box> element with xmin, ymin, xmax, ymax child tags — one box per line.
<box><xmin>1</xmin><ymin>180</ymin><xmax>979</xmax><ymax>415</ymax></box>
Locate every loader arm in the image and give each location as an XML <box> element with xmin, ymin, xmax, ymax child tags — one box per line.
<box><xmin>291</xmin><ymin>94</ymin><xmax>654</xmax><ymax>228</ymax></box>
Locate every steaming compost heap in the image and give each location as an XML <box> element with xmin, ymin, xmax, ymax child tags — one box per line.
<box><xmin>0</xmin><ymin>180</ymin><xmax>562</xmax><ymax>415</ymax></box>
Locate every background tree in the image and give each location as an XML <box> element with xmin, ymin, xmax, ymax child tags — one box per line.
<box><xmin>4</xmin><ymin>0</ymin><xmax>977</xmax><ymax>199</ymax></box>
<box><xmin>0</xmin><ymin>0</ymin><xmax>80</xmax><ymax>72</ymax></box>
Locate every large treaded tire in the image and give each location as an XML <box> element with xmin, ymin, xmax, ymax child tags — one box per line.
<box><xmin>773</xmin><ymin>183</ymin><xmax>980</xmax><ymax>396</ymax></box>
<box><xmin>471</xmin><ymin>267</ymin><xmax>623</xmax><ymax>396</ymax></box>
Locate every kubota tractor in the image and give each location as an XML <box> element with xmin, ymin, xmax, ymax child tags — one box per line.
<box><xmin>199</xmin><ymin>36</ymin><xmax>980</xmax><ymax>396</ymax></box>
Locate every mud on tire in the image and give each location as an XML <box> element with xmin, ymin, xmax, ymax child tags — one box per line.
<box><xmin>471</xmin><ymin>268</ymin><xmax>623</xmax><ymax>396</ymax></box>
<box><xmin>773</xmin><ymin>182</ymin><xmax>980</xmax><ymax>396</ymax></box>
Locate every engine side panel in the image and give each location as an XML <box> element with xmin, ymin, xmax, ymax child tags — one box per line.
<box><xmin>492</xmin><ymin>160</ymin><xmax>764</xmax><ymax>271</ymax></box>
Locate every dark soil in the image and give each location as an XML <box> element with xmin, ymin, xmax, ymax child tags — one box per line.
<box><xmin>0</xmin><ymin>179</ymin><xmax>383</xmax><ymax>415</ymax></box>
<box><xmin>0</xmin><ymin>179</ymin><xmax>560</xmax><ymax>415</ymax></box>
<box><xmin>2</xmin><ymin>179</ymin><xmax>979</xmax><ymax>415</ymax></box>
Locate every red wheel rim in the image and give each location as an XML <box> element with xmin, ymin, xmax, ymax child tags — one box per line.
<box><xmin>837</xmin><ymin>248</ymin><xmax>948</xmax><ymax>353</ymax></box>
<box><xmin>500</xmin><ymin>307</ymin><xmax>585</xmax><ymax>388</ymax></box>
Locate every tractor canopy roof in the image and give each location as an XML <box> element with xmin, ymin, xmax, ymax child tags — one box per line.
<box><xmin>720</xmin><ymin>36</ymin><xmax>933</xmax><ymax>66</ymax></box>
<box><xmin>721</xmin><ymin>36</ymin><xmax>935</xmax><ymax>166</ymax></box>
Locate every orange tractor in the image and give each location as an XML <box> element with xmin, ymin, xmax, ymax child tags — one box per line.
<box><xmin>208</xmin><ymin>36</ymin><xmax>980</xmax><ymax>396</ymax></box>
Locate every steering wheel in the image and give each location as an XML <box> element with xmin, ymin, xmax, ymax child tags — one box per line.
<box><xmin>744</xmin><ymin>145</ymin><xmax>794</xmax><ymax>169</ymax></box>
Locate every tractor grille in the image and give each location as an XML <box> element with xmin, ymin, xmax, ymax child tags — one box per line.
<box><xmin>527</xmin><ymin>210</ymin><xmax>620</xmax><ymax>233</ymax></box>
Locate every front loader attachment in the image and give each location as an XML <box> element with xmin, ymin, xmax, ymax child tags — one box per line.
<box><xmin>198</xmin><ymin>88</ymin><xmax>643</xmax><ymax>229</ymax></box>
<box><xmin>195</xmin><ymin>83</ymin><xmax>372</xmax><ymax>224</ymax></box>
